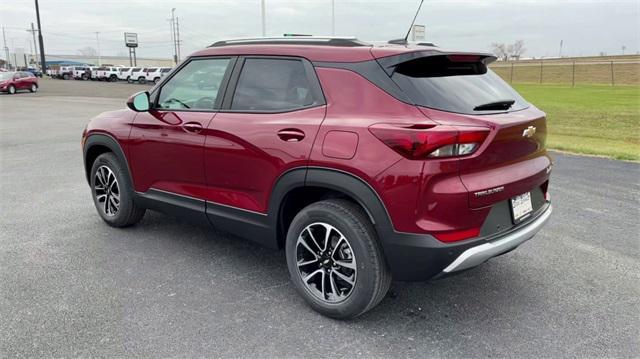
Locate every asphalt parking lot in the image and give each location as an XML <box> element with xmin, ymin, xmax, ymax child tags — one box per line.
<box><xmin>1</xmin><ymin>78</ymin><xmax>639</xmax><ymax>357</ymax></box>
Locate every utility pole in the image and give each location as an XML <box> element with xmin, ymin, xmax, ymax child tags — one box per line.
<box><xmin>261</xmin><ymin>0</ymin><xmax>266</xmax><ymax>36</ymax></box>
<box><xmin>171</xmin><ymin>8</ymin><xmax>178</xmax><ymax>65</ymax></box>
<box><xmin>331</xmin><ymin>0</ymin><xmax>335</xmax><ymax>36</ymax></box>
<box><xmin>35</xmin><ymin>0</ymin><xmax>46</xmax><ymax>71</ymax></box>
<box><xmin>95</xmin><ymin>32</ymin><xmax>101</xmax><ymax>65</ymax></box>
<box><xmin>558</xmin><ymin>39</ymin><xmax>563</xmax><ymax>58</ymax></box>
<box><xmin>176</xmin><ymin>16</ymin><xmax>181</xmax><ymax>62</ymax></box>
<box><xmin>2</xmin><ymin>27</ymin><xmax>9</xmax><ymax>69</ymax></box>
<box><xmin>27</xmin><ymin>23</ymin><xmax>39</xmax><ymax>68</ymax></box>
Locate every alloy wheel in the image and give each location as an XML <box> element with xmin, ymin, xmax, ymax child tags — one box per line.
<box><xmin>296</xmin><ymin>222</ymin><xmax>357</xmax><ymax>303</ymax></box>
<box><xmin>94</xmin><ymin>165</ymin><xmax>120</xmax><ymax>217</ymax></box>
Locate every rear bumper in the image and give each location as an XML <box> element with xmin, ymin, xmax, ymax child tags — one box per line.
<box><xmin>380</xmin><ymin>202</ymin><xmax>552</xmax><ymax>281</ymax></box>
<box><xmin>442</xmin><ymin>204</ymin><xmax>552</xmax><ymax>273</ymax></box>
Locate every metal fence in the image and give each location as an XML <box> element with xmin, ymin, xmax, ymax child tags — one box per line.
<box><xmin>490</xmin><ymin>60</ymin><xmax>640</xmax><ymax>86</ymax></box>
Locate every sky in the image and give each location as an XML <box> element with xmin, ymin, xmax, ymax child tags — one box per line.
<box><xmin>1</xmin><ymin>0</ymin><xmax>639</xmax><ymax>60</ymax></box>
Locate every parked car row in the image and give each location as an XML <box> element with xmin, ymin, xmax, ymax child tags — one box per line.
<box><xmin>47</xmin><ymin>66</ymin><xmax>173</xmax><ymax>84</ymax></box>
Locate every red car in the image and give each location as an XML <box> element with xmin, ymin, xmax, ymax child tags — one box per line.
<box><xmin>82</xmin><ymin>37</ymin><xmax>552</xmax><ymax>319</ymax></box>
<box><xmin>0</xmin><ymin>71</ymin><xmax>39</xmax><ymax>94</ymax></box>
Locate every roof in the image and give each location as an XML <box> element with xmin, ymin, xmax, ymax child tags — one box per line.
<box><xmin>190</xmin><ymin>36</ymin><xmax>446</xmax><ymax>63</ymax></box>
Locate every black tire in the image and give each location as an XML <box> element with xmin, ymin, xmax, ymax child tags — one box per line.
<box><xmin>138</xmin><ymin>77</ymin><xmax>146</xmax><ymax>85</ymax></box>
<box><xmin>7</xmin><ymin>85</ymin><xmax>16</xmax><ymax>94</ymax></box>
<box><xmin>82</xmin><ymin>74</ymin><xmax>88</xmax><ymax>80</ymax></box>
<box><xmin>153</xmin><ymin>77</ymin><xmax>161</xmax><ymax>84</ymax></box>
<box><xmin>110</xmin><ymin>75</ymin><xmax>118</xmax><ymax>82</ymax></box>
<box><xmin>29</xmin><ymin>83</ymin><xmax>38</xmax><ymax>93</ymax></box>
<box><xmin>62</xmin><ymin>73</ymin><xmax>69</xmax><ymax>80</ymax></box>
<box><xmin>90</xmin><ymin>153</ymin><xmax>146</xmax><ymax>227</ymax></box>
<box><xmin>285</xmin><ymin>199</ymin><xmax>391</xmax><ymax>319</ymax></box>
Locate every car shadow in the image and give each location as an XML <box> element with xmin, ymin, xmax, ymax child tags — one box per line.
<box><xmin>125</xmin><ymin>210</ymin><xmax>547</xmax><ymax>332</ymax></box>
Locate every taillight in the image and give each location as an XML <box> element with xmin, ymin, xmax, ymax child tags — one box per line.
<box><xmin>433</xmin><ymin>227</ymin><xmax>480</xmax><ymax>242</ymax></box>
<box><xmin>369</xmin><ymin>124</ymin><xmax>489</xmax><ymax>160</ymax></box>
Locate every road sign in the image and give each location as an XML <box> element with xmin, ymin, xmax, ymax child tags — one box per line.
<box><xmin>411</xmin><ymin>25</ymin><xmax>426</xmax><ymax>42</ymax></box>
<box><xmin>124</xmin><ymin>32</ymin><xmax>138</xmax><ymax>48</ymax></box>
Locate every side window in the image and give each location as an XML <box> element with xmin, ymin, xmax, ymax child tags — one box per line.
<box><xmin>231</xmin><ymin>58</ymin><xmax>316</xmax><ymax>112</ymax></box>
<box><xmin>157</xmin><ymin>58</ymin><xmax>231</xmax><ymax>111</ymax></box>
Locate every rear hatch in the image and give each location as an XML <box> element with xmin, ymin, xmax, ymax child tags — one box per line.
<box><xmin>387</xmin><ymin>52</ymin><xmax>551</xmax><ymax>209</ymax></box>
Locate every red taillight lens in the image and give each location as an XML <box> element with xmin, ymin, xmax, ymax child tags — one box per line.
<box><xmin>433</xmin><ymin>227</ymin><xmax>480</xmax><ymax>242</ymax></box>
<box><xmin>369</xmin><ymin>124</ymin><xmax>489</xmax><ymax>160</ymax></box>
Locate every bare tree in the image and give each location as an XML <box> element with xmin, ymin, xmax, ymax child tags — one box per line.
<box><xmin>77</xmin><ymin>46</ymin><xmax>97</xmax><ymax>57</ymax></box>
<box><xmin>510</xmin><ymin>40</ymin><xmax>526</xmax><ymax>60</ymax></box>
<box><xmin>491</xmin><ymin>40</ymin><xmax>526</xmax><ymax>61</ymax></box>
<box><xmin>491</xmin><ymin>42</ymin><xmax>509</xmax><ymax>61</ymax></box>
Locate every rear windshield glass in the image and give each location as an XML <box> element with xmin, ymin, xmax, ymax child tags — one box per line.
<box><xmin>392</xmin><ymin>56</ymin><xmax>529</xmax><ymax>114</ymax></box>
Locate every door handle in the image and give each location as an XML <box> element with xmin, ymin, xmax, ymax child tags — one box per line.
<box><xmin>277</xmin><ymin>128</ymin><xmax>305</xmax><ymax>142</ymax></box>
<box><xmin>183</xmin><ymin>122</ymin><xmax>203</xmax><ymax>133</ymax></box>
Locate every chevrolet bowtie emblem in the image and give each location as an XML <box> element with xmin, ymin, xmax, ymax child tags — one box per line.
<box><xmin>522</xmin><ymin>126</ymin><xmax>537</xmax><ymax>138</ymax></box>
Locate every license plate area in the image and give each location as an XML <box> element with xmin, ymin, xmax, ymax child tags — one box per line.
<box><xmin>510</xmin><ymin>192</ymin><xmax>533</xmax><ymax>224</ymax></box>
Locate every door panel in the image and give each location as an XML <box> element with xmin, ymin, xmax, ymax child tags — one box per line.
<box><xmin>203</xmin><ymin>106</ymin><xmax>326</xmax><ymax>213</ymax></box>
<box><xmin>128</xmin><ymin>110</ymin><xmax>215</xmax><ymax>198</ymax></box>
<box><xmin>127</xmin><ymin>57</ymin><xmax>234</xmax><ymax>199</ymax></box>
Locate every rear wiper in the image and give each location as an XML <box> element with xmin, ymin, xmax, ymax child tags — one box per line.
<box><xmin>473</xmin><ymin>100</ymin><xmax>515</xmax><ymax>111</ymax></box>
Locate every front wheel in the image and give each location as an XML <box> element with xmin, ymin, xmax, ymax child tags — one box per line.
<box><xmin>29</xmin><ymin>84</ymin><xmax>38</xmax><ymax>93</ymax></box>
<box><xmin>153</xmin><ymin>77</ymin><xmax>161</xmax><ymax>84</ymax></box>
<box><xmin>138</xmin><ymin>77</ymin><xmax>146</xmax><ymax>85</ymax></box>
<box><xmin>90</xmin><ymin>153</ymin><xmax>146</xmax><ymax>227</ymax></box>
<box><xmin>7</xmin><ymin>85</ymin><xmax>16</xmax><ymax>94</ymax></box>
<box><xmin>285</xmin><ymin>199</ymin><xmax>391</xmax><ymax>319</ymax></box>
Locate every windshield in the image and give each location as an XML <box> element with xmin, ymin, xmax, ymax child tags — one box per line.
<box><xmin>392</xmin><ymin>55</ymin><xmax>529</xmax><ymax>115</ymax></box>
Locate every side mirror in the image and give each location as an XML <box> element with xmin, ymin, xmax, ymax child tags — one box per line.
<box><xmin>127</xmin><ymin>91</ymin><xmax>150</xmax><ymax>112</ymax></box>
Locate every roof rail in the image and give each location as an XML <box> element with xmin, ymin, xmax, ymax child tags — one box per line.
<box><xmin>208</xmin><ymin>36</ymin><xmax>369</xmax><ymax>48</ymax></box>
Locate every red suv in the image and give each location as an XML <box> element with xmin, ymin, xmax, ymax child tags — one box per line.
<box><xmin>82</xmin><ymin>37</ymin><xmax>552</xmax><ymax>319</ymax></box>
<box><xmin>0</xmin><ymin>71</ymin><xmax>39</xmax><ymax>94</ymax></box>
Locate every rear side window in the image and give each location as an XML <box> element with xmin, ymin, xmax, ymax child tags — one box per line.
<box><xmin>161</xmin><ymin>68</ymin><xmax>171</xmax><ymax>73</ymax></box>
<box><xmin>231</xmin><ymin>58</ymin><xmax>318</xmax><ymax>112</ymax></box>
<box><xmin>392</xmin><ymin>56</ymin><xmax>528</xmax><ymax>114</ymax></box>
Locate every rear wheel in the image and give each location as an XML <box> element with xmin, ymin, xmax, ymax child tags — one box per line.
<box><xmin>62</xmin><ymin>73</ymin><xmax>69</xmax><ymax>80</ymax></box>
<box><xmin>285</xmin><ymin>199</ymin><xmax>391</xmax><ymax>319</ymax></box>
<box><xmin>29</xmin><ymin>83</ymin><xmax>38</xmax><ymax>93</ymax></box>
<box><xmin>153</xmin><ymin>77</ymin><xmax>161</xmax><ymax>84</ymax></box>
<box><xmin>109</xmin><ymin>75</ymin><xmax>118</xmax><ymax>82</ymax></box>
<box><xmin>7</xmin><ymin>85</ymin><xmax>16</xmax><ymax>94</ymax></box>
<box><xmin>90</xmin><ymin>153</ymin><xmax>145</xmax><ymax>227</ymax></box>
<box><xmin>138</xmin><ymin>77</ymin><xmax>146</xmax><ymax>84</ymax></box>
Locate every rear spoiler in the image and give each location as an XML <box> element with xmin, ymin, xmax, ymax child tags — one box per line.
<box><xmin>375</xmin><ymin>50</ymin><xmax>497</xmax><ymax>76</ymax></box>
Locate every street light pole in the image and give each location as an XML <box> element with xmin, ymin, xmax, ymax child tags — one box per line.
<box><xmin>171</xmin><ymin>8</ymin><xmax>178</xmax><ymax>65</ymax></box>
<box><xmin>95</xmin><ymin>32</ymin><xmax>101</xmax><ymax>65</ymax></box>
<box><xmin>2</xmin><ymin>27</ymin><xmax>10</xmax><ymax>69</ymax></box>
<box><xmin>261</xmin><ymin>0</ymin><xmax>266</xmax><ymax>36</ymax></box>
<box><xmin>34</xmin><ymin>0</ymin><xmax>46</xmax><ymax>71</ymax></box>
<box><xmin>28</xmin><ymin>23</ymin><xmax>39</xmax><ymax>67</ymax></box>
<box><xmin>331</xmin><ymin>0</ymin><xmax>335</xmax><ymax>36</ymax></box>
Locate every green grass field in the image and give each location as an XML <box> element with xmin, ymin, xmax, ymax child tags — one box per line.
<box><xmin>514</xmin><ymin>84</ymin><xmax>640</xmax><ymax>161</ymax></box>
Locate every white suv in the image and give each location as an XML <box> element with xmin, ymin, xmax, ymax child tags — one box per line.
<box><xmin>117</xmin><ymin>67</ymin><xmax>132</xmax><ymax>81</ymax></box>
<box><xmin>73</xmin><ymin>67</ymin><xmax>89</xmax><ymax>80</ymax></box>
<box><xmin>143</xmin><ymin>67</ymin><xmax>169</xmax><ymax>84</ymax></box>
<box><xmin>97</xmin><ymin>67</ymin><xmax>121</xmax><ymax>82</ymax></box>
